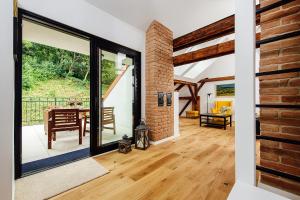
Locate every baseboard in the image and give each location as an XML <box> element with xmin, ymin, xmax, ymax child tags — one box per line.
<box><xmin>92</xmin><ymin>149</ymin><xmax>118</xmax><ymax>158</ymax></box>
<box><xmin>258</xmin><ymin>182</ymin><xmax>300</xmax><ymax>200</ymax></box>
<box><xmin>150</xmin><ymin>135</ymin><xmax>178</xmax><ymax>145</ymax></box>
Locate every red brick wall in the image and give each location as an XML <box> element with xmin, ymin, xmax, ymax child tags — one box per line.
<box><xmin>145</xmin><ymin>21</ymin><xmax>174</xmax><ymax>141</ymax></box>
<box><xmin>259</xmin><ymin>0</ymin><xmax>300</xmax><ymax>195</ymax></box>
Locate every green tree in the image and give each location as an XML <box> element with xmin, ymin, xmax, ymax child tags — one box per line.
<box><xmin>22</xmin><ymin>41</ymin><xmax>117</xmax><ymax>95</ymax></box>
<box><xmin>22</xmin><ymin>41</ymin><xmax>90</xmax><ymax>91</ymax></box>
<box><xmin>102</xmin><ymin>59</ymin><xmax>117</xmax><ymax>85</ymax></box>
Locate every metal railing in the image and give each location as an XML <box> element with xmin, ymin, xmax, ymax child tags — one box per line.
<box><xmin>22</xmin><ymin>97</ymin><xmax>90</xmax><ymax>125</ymax></box>
<box><xmin>255</xmin><ymin>0</ymin><xmax>300</xmax><ymax>183</ymax></box>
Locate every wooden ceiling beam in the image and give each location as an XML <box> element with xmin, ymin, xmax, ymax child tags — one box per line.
<box><xmin>175</xmin><ymin>84</ymin><xmax>186</xmax><ymax>91</ymax></box>
<box><xmin>173</xmin><ymin>4</ymin><xmax>261</xmax><ymax>52</ymax></box>
<box><xmin>188</xmin><ymin>85</ymin><xmax>197</xmax><ymax>104</ymax></box>
<box><xmin>179</xmin><ymin>99</ymin><xmax>192</xmax><ymax>116</ymax></box>
<box><xmin>174</xmin><ymin>40</ymin><xmax>235</xmax><ymax>66</ymax></box>
<box><xmin>174</xmin><ymin>79</ymin><xmax>197</xmax><ymax>86</ymax></box>
<box><xmin>196</xmin><ymin>81</ymin><xmax>206</xmax><ymax>94</ymax></box>
<box><xmin>179</xmin><ymin>96</ymin><xmax>192</xmax><ymax>100</ymax></box>
<box><xmin>198</xmin><ymin>76</ymin><xmax>235</xmax><ymax>83</ymax></box>
<box><xmin>174</xmin><ymin>33</ymin><xmax>260</xmax><ymax>66</ymax></box>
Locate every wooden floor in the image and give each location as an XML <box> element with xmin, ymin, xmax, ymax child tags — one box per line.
<box><xmin>52</xmin><ymin>118</ymin><xmax>235</xmax><ymax>200</ymax></box>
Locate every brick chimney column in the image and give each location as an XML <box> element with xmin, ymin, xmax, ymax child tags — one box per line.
<box><xmin>145</xmin><ymin>20</ymin><xmax>174</xmax><ymax>142</ymax></box>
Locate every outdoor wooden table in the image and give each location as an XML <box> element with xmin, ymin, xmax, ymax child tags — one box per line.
<box><xmin>200</xmin><ymin>113</ymin><xmax>232</xmax><ymax>130</ymax></box>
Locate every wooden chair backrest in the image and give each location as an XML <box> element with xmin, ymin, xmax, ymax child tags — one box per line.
<box><xmin>102</xmin><ymin>107</ymin><xmax>114</xmax><ymax>124</ymax></box>
<box><xmin>51</xmin><ymin>108</ymin><xmax>80</xmax><ymax>128</ymax></box>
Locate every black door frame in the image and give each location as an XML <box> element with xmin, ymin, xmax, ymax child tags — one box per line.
<box><xmin>14</xmin><ymin>8</ymin><xmax>141</xmax><ymax>179</ymax></box>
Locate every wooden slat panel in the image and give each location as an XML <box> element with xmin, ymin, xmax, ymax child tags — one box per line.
<box><xmin>102</xmin><ymin>107</ymin><xmax>115</xmax><ymax>127</ymax></box>
<box><xmin>103</xmin><ymin>121</ymin><xmax>114</xmax><ymax>125</ymax></box>
<box><xmin>53</xmin><ymin>121</ymin><xmax>78</xmax><ymax>126</ymax></box>
<box><xmin>51</xmin><ymin>108</ymin><xmax>79</xmax><ymax>128</ymax></box>
<box><xmin>52</xmin><ymin>126</ymin><xmax>79</xmax><ymax>131</ymax></box>
<box><xmin>54</xmin><ymin>120</ymin><xmax>77</xmax><ymax>123</ymax></box>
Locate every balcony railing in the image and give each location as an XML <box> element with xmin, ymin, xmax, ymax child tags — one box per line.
<box><xmin>22</xmin><ymin>97</ymin><xmax>90</xmax><ymax>126</ymax></box>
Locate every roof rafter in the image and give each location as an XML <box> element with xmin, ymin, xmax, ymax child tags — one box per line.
<box><xmin>173</xmin><ymin>5</ymin><xmax>261</xmax><ymax>52</ymax></box>
<box><xmin>173</xmin><ymin>33</ymin><xmax>260</xmax><ymax>66</ymax></box>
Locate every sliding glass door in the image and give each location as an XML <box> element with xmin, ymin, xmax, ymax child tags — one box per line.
<box><xmin>15</xmin><ymin>8</ymin><xmax>141</xmax><ymax>178</ymax></box>
<box><xmin>18</xmin><ymin>17</ymin><xmax>91</xmax><ymax>176</ymax></box>
<box><xmin>89</xmin><ymin>40</ymin><xmax>141</xmax><ymax>155</ymax></box>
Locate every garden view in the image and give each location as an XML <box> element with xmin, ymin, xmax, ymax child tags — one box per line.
<box><xmin>22</xmin><ymin>41</ymin><xmax>117</xmax><ymax>125</ymax></box>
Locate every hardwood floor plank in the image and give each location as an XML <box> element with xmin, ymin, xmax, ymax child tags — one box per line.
<box><xmin>129</xmin><ymin>153</ymin><xmax>180</xmax><ymax>181</ymax></box>
<box><xmin>52</xmin><ymin>118</ymin><xmax>235</xmax><ymax>200</ymax></box>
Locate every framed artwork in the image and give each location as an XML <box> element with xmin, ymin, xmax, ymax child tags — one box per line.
<box><xmin>216</xmin><ymin>83</ymin><xmax>235</xmax><ymax>97</ymax></box>
<box><xmin>157</xmin><ymin>92</ymin><xmax>164</xmax><ymax>106</ymax></box>
<box><xmin>166</xmin><ymin>92</ymin><xmax>172</xmax><ymax>106</ymax></box>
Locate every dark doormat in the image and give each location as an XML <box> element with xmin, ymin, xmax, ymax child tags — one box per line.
<box><xmin>22</xmin><ymin>148</ymin><xmax>90</xmax><ymax>175</ymax></box>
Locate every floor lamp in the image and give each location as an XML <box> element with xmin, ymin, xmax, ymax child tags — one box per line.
<box><xmin>207</xmin><ymin>93</ymin><xmax>212</xmax><ymax>113</ymax></box>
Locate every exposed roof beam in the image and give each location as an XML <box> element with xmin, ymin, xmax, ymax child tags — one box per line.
<box><xmin>179</xmin><ymin>96</ymin><xmax>192</xmax><ymax>100</ymax></box>
<box><xmin>173</xmin><ymin>33</ymin><xmax>260</xmax><ymax>66</ymax></box>
<box><xmin>174</xmin><ymin>79</ymin><xmax>197</xmax><ymax>86</ymax></box>
<box><xmin>174</xmin><ymin>40</ymin><xmax>234</xmax><ymax>66</ymax></box>
<box><xmin>178</xmin><ymin>82</ymin><xmax>206</xmax><ymax>116</ymax></box>
<box><xmin>179</xmin><ymin>99</ymin><xmax>192</xmax><ymax>116</ymax></box>
<box><xmin>175</xmin><ymin>84</ymin><xmax>186</xmax><ymax>91</ymax></box>
<box><xmin>173</xmin><ymin>5</ymin><xmax>261</xmax><ymax>52</ymax></box>
<box><xmin>198</xmin><ymin>76</ymin><xmax>235</xmax><ymax>83</ymax></box>
<box><xmin>196</xmin><ymin>81</ymin><xmax>206</xmax><ymax>94</ymax></box>
<box><xmin>188</xmin><ymin>85</ymin><xmax>197</xmax><ymax>104</ymax></box>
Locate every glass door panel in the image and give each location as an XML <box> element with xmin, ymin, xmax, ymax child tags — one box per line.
<box><xmin>99</xmin><ymin>50</ymin><xmax>134</xmax><ymax>145</ymax></box>
<box><xmin>21</xmin><ymin>20</ymin><xmax>91</xmax><ymax>163</ymax></box>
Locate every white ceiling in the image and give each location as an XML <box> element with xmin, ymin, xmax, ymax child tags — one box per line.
<box><xmin>85</xmin><ymin>0</ymin><xmax>235</xmax><ymax>38</ymax></box>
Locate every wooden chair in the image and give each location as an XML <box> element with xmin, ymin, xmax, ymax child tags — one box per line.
<box><xmin>82</xmin><ymin>107</ymin><xmax>116</xmax><ymax>135</ymax></box>
<box><xmin>48</xmin><ymin>108</ymin><xmax>82</xmax><ymax>149</ymax></box>
<box><xmin>102</xmin><ymin>107</ymin><xmax>116</xmax><ymax>135</ymax></box>
<box><xmin>83</xmin><ymin>113</ymin><xmax>90</xmax><ymax>136</ymax></box>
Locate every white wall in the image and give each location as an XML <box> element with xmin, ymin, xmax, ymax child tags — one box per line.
<box><xmin>18</xmin><ymin>0</ymin><xmax>146</xmax><ymax>118</ymax></box>
<box><xmin>103</xmin><ymin>66</ymin><xmax>133</xmax><ymax>135</ymax></box>
<box><xmin>0</xmin><ymin>0</ymin><xmax>14</xmax><ymax>199</ymax></box>
<box><xmin>234</xmin><ymin>0</ymin><xmax>256</xmax><ymax>186</ymax></box>
<box><xmin>197</xmin><ymin>54</ymin><xmax>235</xmax><ymax>81</ymax></box>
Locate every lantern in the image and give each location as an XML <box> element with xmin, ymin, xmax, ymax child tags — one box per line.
<box><xmin>118</xmin><ymin>135</ymin><xmax>132</xmax><ymax>154</ymax></box>
<box><xmin>135</xmin><ymin>119</ymin><xmax>150</xmax><ymax>150</ymax></box>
